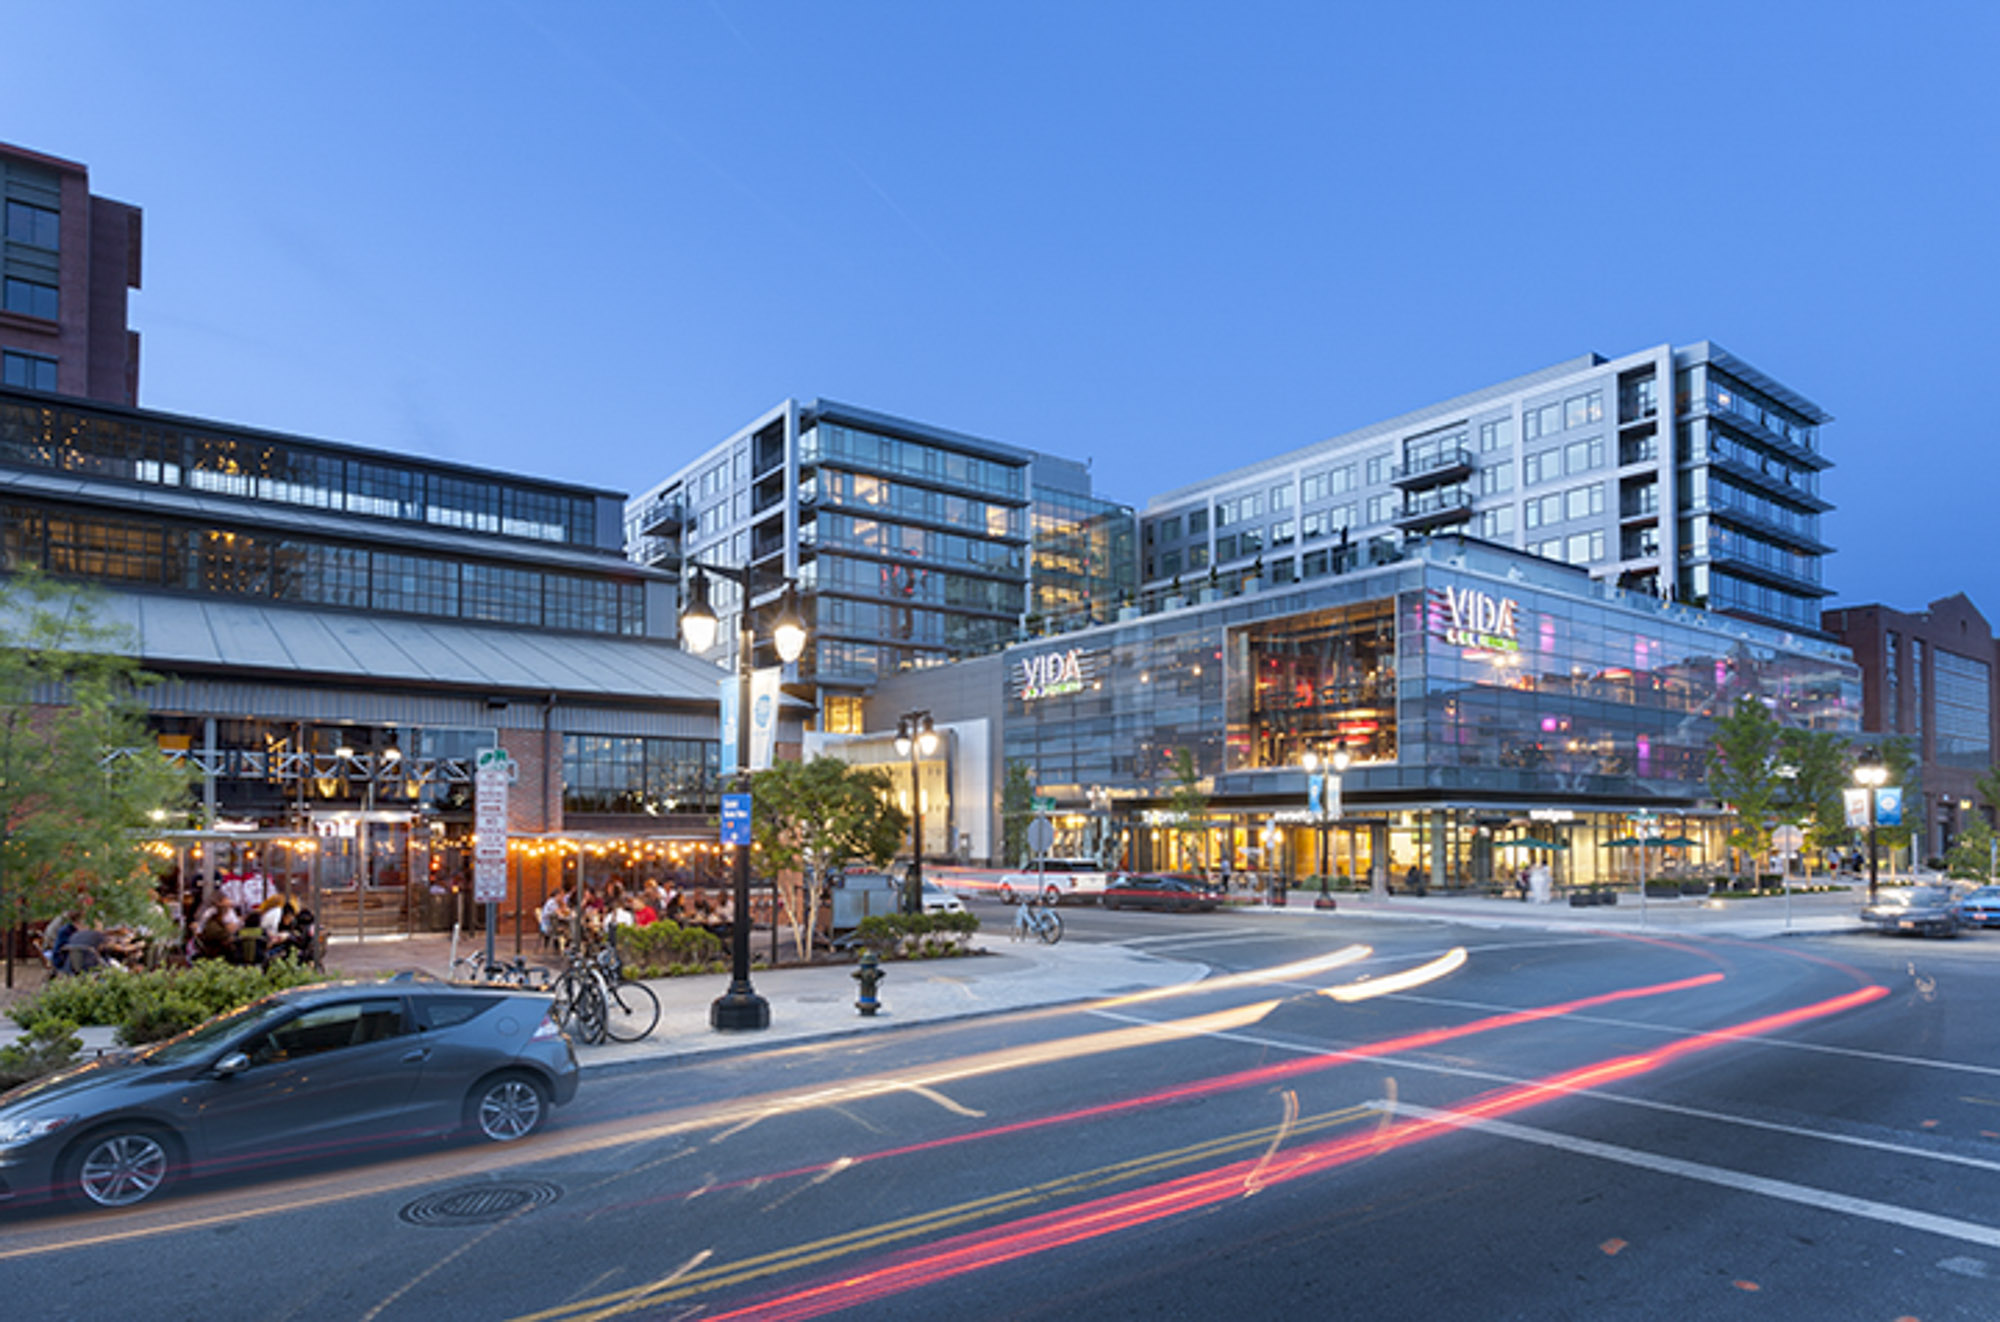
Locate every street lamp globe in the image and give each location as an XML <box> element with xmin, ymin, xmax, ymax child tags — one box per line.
<box><xmin>1331</xmin><ymin>748</ymin><xmax>1352</xmax><ymax>773</ymax></box>
<box><xmin>772</xmin><ymin>584</ymin><xmax>808</xmax><ymax>664</ymax></box>
<box><xmin>680</xmin><ymin>569</ymin><xmax>719</xmax><ymax>653</ymax></box>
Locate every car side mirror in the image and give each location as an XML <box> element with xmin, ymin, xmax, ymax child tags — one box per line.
<box><xmin>214</xmin><ymin>1051</ymin><xmax>250</xmax><ymax>1077</ymax></box>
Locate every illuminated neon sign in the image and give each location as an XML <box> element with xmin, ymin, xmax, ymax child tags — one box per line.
<box><xmin>1432</xmin><ymin>586</ymin><xmax>1521</xmax><ymax>652</ymax></box>
<box><xmin>1018</xmin><ymin>647</ymin><xmax>1087</xmax><ymax>700</ymax></box>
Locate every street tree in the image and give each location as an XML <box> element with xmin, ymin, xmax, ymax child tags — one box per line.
<box><xmin>1775</xmin><ymin>727</ymin><xmax>1851</xmax><ymax>872</ymax></box>
<box><xmin>0</xmin><ymin>572</ymin><xmax>192</xmax><ymax>986</ymax></box>
<box><xmin>1707</xmin><ymin>696</ymin><xmax>1781</xmax><ymax>878</ymax></box>
<box><xmin>1945</xmin><ymin>812</ymin><xmax>1995</xmax><ymax>882</ymax></box>
<box><xmin>749</xmin><ymin>756</ymin><xmax>907</xmax><ymax>960</ymax></box>
<box><xmin>1001</xmin><ymin>759</ymin><xmax>1035</xmax><ymax>867</ymax></box>
<box><xmin>1165</xmin><ymin>747</ymin><xmax>1210</xmax><ymax>874</ymax></box>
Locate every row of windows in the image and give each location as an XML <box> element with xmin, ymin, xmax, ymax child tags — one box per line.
<box><xmin>2</xmin><ymin>351</ymin><xmax>56</xmax><ymax>391</ymax></box>
<box><xmin>802</xmin><ymin>423</ymin><xmax>1026</xmax><ymax>500</ymax></box>
<box><xmin>1523</xmin><ymin>389</ymin><xmax>1604</xmax><ymax>441</ymax></box>
<box><xmin>1</xmin><ymin>505</ymin><xmax>647</xmax><ymax>635</ymax></box>
<box><xmin>817</xmin><ymin>596</ymin><xmax>1018</xmax><ymax>649</ymax></box>
<box><xmin>0</xmin><ymin>401</ymin><xmax>598</xmax><ymax>544</ymax></box>
<box><xmin>1402</xmin><ymin>425</ymin><xmax>1469</xmax><ymax>470</ymax></box>
<box><xmin>812</xmin><ymin>551</ymin><xmax>1025</xmax><ymax>614</ymax></box>
<box><xmin>2</xmin><ymin>277</ymin><xmax>57</xmax><ymax>320</ymax></box>
<box><xmin>4</xmin><ymin>200</ymin><xmax>59</xmax><ymax>250</ymax></box>
<box><xmin>1699</xmin><ymin>568</ymin><xmax>1819</xmax><ymax>629</ymax></box>
<box><xmin>814</xmin><ymin>511</ymin><xmax>1025</xmax><ymax>573</ymax></box>
<box><xmin>1705</xmin><ymin>475</ymin><xmax>1822</xmax><ymax>540</ymax></box>
<box><xmin>562</xmin><ymin>735</ymin><xmax>721</xmax><ymax>816</ymax></box>
<box><xmin>1933</xmin><ymin>648</ymin><xmax>1991</xmax><ymax>766</ymax></box>
<box><xmin>1526</xmin><ymin>530</ymin><xmax>1606</xmax><ymax>566</ymax></box>
<box><xmin>1703</xmin><ymin>424</ymin><xmax>1820</xmax><ymax>498</ymax></box>
<box><xmin>1523</xmin><ymin>437</ymin><xmax>1605</xmax><ymax>486</ymax></box>
<box><xmin>1301</xmin><ymin>464</ymin><xmax>1357</xmax><ymax>503</ymax></box>
<box><xmin>812</xmin><ymin>468</ymin><xmax>1024</xmax><ymax>540</ymax></box>
<box><xmin>1523</xmin><ymin>482</ymin><xmax>1605</xmax><ymax>530</ymax></box>
<box><xmin>1707</xmin><ymin>373</ymin><xmax>1817</xmax><ymax>451</ymax></box>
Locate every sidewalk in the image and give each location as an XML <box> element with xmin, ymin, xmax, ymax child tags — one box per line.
<box><xmin>2</xmin><ymin>887</ymin><xmax>1875</xmax><ymax>1066</ymax></box>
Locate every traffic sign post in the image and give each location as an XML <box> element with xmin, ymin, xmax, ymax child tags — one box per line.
<box><xmin>473</xmin><ymin>748</ymin><xmax>516</xmax><ymax>965</ymax></box>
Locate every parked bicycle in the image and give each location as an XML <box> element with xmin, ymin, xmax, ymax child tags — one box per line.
<box><xmin>1012</xmin><ymin>898</ymin><xmax>1063</xmax><ymax>945</ymax></box>
<box><xmin>451</xmin><ymin>952</ymin><xmax>550</xmax><ymax>989</ymax></box>
<box><xmin>550</xmin><ymin>929</ymin><xmax>660</xmax><ymax>1044</ymax></box>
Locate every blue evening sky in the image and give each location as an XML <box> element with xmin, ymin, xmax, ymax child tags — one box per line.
<box><xmin>6</xmin><ymin>2</ymin><xmax>1994</xmax><ymax>619</ymax></box>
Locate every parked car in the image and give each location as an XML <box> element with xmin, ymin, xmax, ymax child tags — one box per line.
<box><xmin>997</xmin><ymin>859</ymin><xmax>1118</xmax><ymax>906</ymax></box>
<box><xmin>1100</xmin><ymin>874</ymin><xmax>1226</xmax><ymax>913</ymax></box>
<box><xmin>1860</xmin><ymin>886</ymin><xmax>1960</xmax><ymax>938</ymax></box>
<box><xmin>0</xmin><ymin>977</ymin><xmax>578</xmax><ymax>1210</ymax></box>
<box><xmin>1952</xmin><ymin>884</ymin><xmax>2000</xmax><ymax>928</ymax></box>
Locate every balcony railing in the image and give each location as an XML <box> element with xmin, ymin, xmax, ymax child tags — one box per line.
<box><xmin>1391</xmin><ymin>446</ymin><xmax>1476</xmax><ymax>490</ymax></box>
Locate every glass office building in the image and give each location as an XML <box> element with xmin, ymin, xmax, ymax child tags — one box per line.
<box><xmin>1000</xmin><ymin>534</ymin><xmax>1858</xmax><ymax>887</ymax></box>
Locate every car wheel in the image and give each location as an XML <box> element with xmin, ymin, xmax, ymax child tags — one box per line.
<box><xmin>1044</xmin><ymin>887</ymin><xmax>1062</xmax><ymax>907</ymax></box>
<box><xmin>468</xmin><ymin>1072</ymin><xmax>550</xmax><ymax>1143</ymax></box>
<box><xmin>998</xmin><ymin>883</ymin><xmax>1016</xmax><ymax>906</ymax></box>
<box><xmin>65</xmin><ymin>1125</ymin><xmax>178</xmax><ymax>1209</ymax></box>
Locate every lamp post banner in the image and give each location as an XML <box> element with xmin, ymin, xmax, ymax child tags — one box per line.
<box><xmin>749</xmin><ymin>667</ymin><xmax>780</xmax><ymax>772</ymax></box>
<box><xmin>718</xmin><ymin>678</ymin><xmax>740</xmax><ymax>777</ymax></box>
<box><xmin>1843</xmin><ymin>788</ymin><xmax>1869</xmax><ymax>829</ymax></box>
<box><xmin>1875</xmin><ymin>786</ymin><xmax>1903</xmax><ymax>827</ymax></box>
<box><xmin>1307</xmin><ymin>773</ymin><xmax>1324</xmax><ymax>815</ymax></box>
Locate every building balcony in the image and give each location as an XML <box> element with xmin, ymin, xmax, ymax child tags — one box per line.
<box><xmin>1392</xmin><ymin>446</ymin><xmax>1476</xmax><ymax>490</ymax></box>
<box><xmin>1394</xmin><ymin>489</ymin><xmax>1476</xmax><ymax>532</ymax></box>
<box><xmin>1708</xmin><ymin>502</ymin><xmax>1833</xmax><ymax>556</ymax></box>
<box><xmin>638</xmin><ymin>544</ymin><xmax>683</xmax><ymax>575</ymax></box>
<box><xmin>1706</xmin><ymin>451</ymin><xmax>1833</xmax><ymax>513</ymax></box>
<box><xmin>637</xmin><ymin>498</ymin><xmax>686</xmax><ymax>539</ymax></box>
<box><xmin>1705</xmin><ymin>547</ymin><xmax>1831</xmax><ymax>597</ymax></box>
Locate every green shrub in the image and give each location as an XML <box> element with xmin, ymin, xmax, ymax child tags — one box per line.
<box><xmin>615</xmin><ymin>921</ymin><xmax>726</xmax><ymax>978</ymax></box>
<box><xmin>10</xmin><ymin>960</ymin><xmax>335</xmax><ymax>1043</ymax></box>
<box><xmin>853</xmin><ymin>911</ymin><xmax>980</xmax><ymax>957</ymax></box>
<box><xmin>0</xmin><ymin>1018</ymin><xmax>82</xmax><ymax>1090</ymax></box>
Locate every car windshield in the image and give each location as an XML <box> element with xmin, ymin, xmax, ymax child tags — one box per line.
<box><xmin>141</xmin><ymin>996</ymin><xmax>297</xmax><ymax>1066</ymax></box>
<box><xmin>1900</xmin><ymin>888</ymin><xmax>1949</xmax><ymax>906</ymax></box>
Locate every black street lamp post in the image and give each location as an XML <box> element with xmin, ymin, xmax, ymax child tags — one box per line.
<box><xmin>681</xmin><ymin>563</ymin><xmax>807</xmax><ymax>1032</ymax></box>
<box><xmin>894</xmin><ymin>711</ymin><xmax>939</xmax><ymax>915</ymax></box>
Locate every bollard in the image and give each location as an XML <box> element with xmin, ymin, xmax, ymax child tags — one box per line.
<box><xmin>853</xmin><ymin>949</ymin><xmax>886</xmax><ymax>1016</ymax></box>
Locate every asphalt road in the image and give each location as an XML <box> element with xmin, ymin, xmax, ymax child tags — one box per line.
<box><xmin>5</xmin><ymin>904</ymin><xmax>1997</xmax><ymax>1321</ymax></box>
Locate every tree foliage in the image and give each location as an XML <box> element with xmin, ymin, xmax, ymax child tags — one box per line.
<box><xmin>1706</xmin><ymin>696</ymin><xmax>1781</xmax><ymax>874</ymax></box>
<box><xmin>1945</xmin><ymin>813</ymin><xmax>1995</xmax><ymax>882</ymax></box>
<box><xmin>1165</xmin><ymin>747</ymin><xmax>1210</xmax><ymax>872</ymax></box>
<box><xmin>1775</xmin><ymin>727</ymin><xmax>1852</xmax><ymax>863</ymax></box>
<box><xmin>0</xmin><ymin>572</ymin><xmax>192</xmax><ymax>985</ymax></box>
<box><xmin>1001</xmin><ymin>759</ymin><xmax>1035</xmax><ymax>868</ymax></box>
<box><xmin>749</xmin><ymin>756</ymin><xmax>907</xmax><ymax>960</ymax></box>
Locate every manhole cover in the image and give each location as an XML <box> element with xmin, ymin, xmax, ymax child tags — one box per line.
<box><xmin>400</xmin><ymin>1180</ymin><xmax>562</xmax><ymax>1227</ymax></box>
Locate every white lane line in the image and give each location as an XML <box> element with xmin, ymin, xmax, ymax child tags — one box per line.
<box><xmin>1382</xmin><ymin>1100</ymin><xmax>2000</xmax><ymax>1250</ymax></box>
<box><xmin>1395</xmin><ymin>991</ymin><xmax>2000</xmax><ymax>1080</ymax></box>
<box><xmin>1087</xmin><ymin>1011</ymin><xmax>2000</xmax><ymax>1177</ymax></box>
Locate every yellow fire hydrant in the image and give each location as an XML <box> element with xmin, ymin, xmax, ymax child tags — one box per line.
<box><xmin>853</xmin><ymin>949</ymin><xmax>886</xmax><ymax>1016</ymax></box>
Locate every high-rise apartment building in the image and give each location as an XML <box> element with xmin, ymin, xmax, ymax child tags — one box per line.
<box><xmin>1027</xmin><ymin>452</ymin><xmax>1135</xmax><ymax>627</ymax></box>
<box><xmin>0</xmin><ymin>142</ymin><xmax>142</xmax><ymax>405</ymax></box>
<box><xmin>1138</xmin><ymin>342</ymin><xmax>1833</xmax><ymax>635</ymax></box>
<box><xmin>629</xmin><ymin>400</ymin><xmax>1065</xmax><ymax>730</ymax></box>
